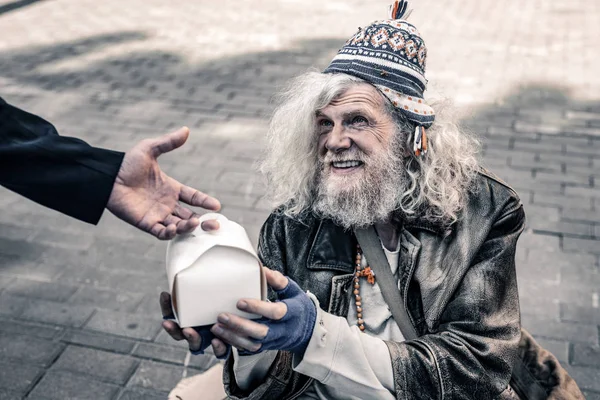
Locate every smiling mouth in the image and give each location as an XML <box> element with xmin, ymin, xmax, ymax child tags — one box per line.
<box><xmin>331</xmin><ymin>160</ymin><xmax>364</xmax><ymax>169</ymax></box>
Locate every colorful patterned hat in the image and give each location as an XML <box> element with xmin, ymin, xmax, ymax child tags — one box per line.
<box><xmin>324</xmin><ymin>1</ymin><xmax>434</xmax><ymax>154</ymax></box>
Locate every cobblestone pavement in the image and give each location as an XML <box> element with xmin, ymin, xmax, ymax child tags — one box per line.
<box><xmin>0</xmin><ymin>0</ymin><xmax>599</xmax><ymax>398</ymax></box>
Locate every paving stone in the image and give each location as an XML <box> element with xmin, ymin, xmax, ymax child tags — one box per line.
<box><xmin>132</xmin><ymin>293</ymin><xmax>165</xmax><ymax>317</ymax></box>
<box><xmin>518</xmin><ymin>281</ymin><xmax>560</xmax><ymax>318</ymax></box>
<box><xmin>565</xmin><ymin>185</ymin><xmax>600</xmax><ymax>199</ymax></box>
<box><xmin>566</xmin><ymin>144</ymin><xmax>600</xmax><ymax>157</ymax></box>
<box><xmin>571</xmin><ymin>343</ymin><xmax>600</xmax><ymax>368</ymax></box>
<box><xmin>20</xmin><ymin>299</ymin><xmax>95</xmax><ymax>328</ymax></box>
<box><xmin>187</xmin><ymin>353</ymin><xmax>219</xmax><ymax>372</ymax></box>
<box><xmin>153</xmin><ymin>329</ymin><xmax>186</xmax><ymax>347</ymax></box>
<box><xmin>97</xmin><ymin>252</ymin><xmax>164</xmax><ymax>274</ymax></box>
<box><xmin>28</xmin><ymin>370</ymin><xmax>119</xmax><ymax>400</ymax></box>
<box><xmin>563</xmin><ymin>365</ymin><xmax>600</xmax><ymax>392</ymax></box>
<box><xmin>28</xmin><ymin>228</ymin><xmax>95</xmax><ymax>250</ymax></box>
<box><xmin>91</xmin><ymin>237</ymin><xmax>155</xmax><ymax>258</ymax></box>
<box><xmin>0</xmin><ymin>237</ymin><xmax>46</xmax><ymax>260</ymax></box>
<box><xmin>116</xmin><ymin>387</ymin><xmax>170</xmax><ymax>400</ymax></box>
<box><xmin>0</xmin><ymin>252</ymin><xmax>30</xmax><ymax>275</ymax></box>
<box><xmin>56</xmin><ymin>264</ymin><xmax>165</xmax><ymax>293</ymax></box>
<box><xmin>4</xmin><ymin>259</ymin><xmax>71</xmax><ymax>281</ymax></box>
<box><xmin>563</xmin><ymin>237</ymin><xmax>600</xmax><ymax>254</ymax></box>
<box><xmin>5</xmin><ymin>278</ymin><xmax>78</xmax><ymax>302</ymax></box>
<box><xmin>560</xmin><ymin>303</ymin><xmax>600</xmax><ymax>327</ymax></box>
<box><xmin>0</xmin><ymin>317</ymin><xmax>63</xmax><ymax>340</ymax></box>
<box><xmin>60</xmin><ymin>330</ymin><xmax>136</xmax><ymax>354</ymax></box>
<box><xmin>69</xmin><ymin>286</ymin><xmax>144</xmax><ymax>312</ymax></box>
<box><xmin>512</xmin><ymin>138</ymin><xmax>564</xmax><ymax>154</ymax></box>
<box><xmin>526</xmin><ymin>249</ymin><xmax>596</xmax><ymax>273</ymax></box>
<box><xmin>564</xmin><ymin>208</ymin><xmax>600</xmax><ymax>224</ymax></box>
<box><xmin>0</xmin><ymin>275</ymin><xmax>15</xmax><ymax>293</ymax></box>
<box><xmin>0</xmin><ymin>332</ymin><xmax>64</xmax><ymax>367</ymax></box>
<box><xmin>566</xmin><ymin>111</ymin><xmax>600</xmax><ymax>122</ymax></box>
<box><xmin>538</xmin><ymin>152</ymin><xmax>593</xmax><ymax>168</ymax></box>
<box><xmin>518</xmin><ymin>231</ymin><xmax>561</xmax><ymax>252</ymax></box>
<box><xmin>509</xmin><ymin>158</ymin><xmax>562</xmax><ymax>174</ymax></box>
<box><xmin>0</xmin><ymin>293</ymin><xmax>33</xmax><ymax>317</ymax></box>
<box><xmin>558</xmin><ymin>285</ymin><xmax>600</xmax><ymax>309</ymax></box>
<box><xmin>582</xmin><ymin>390</ymin><xmax>600</xmax><ymax>400</ymax></box>
<box><xmin>535</xmin><ymin>171</ymin><xmax>592</xmax><ymax>186</ymax></box>
<box><xmin>560</xmin><ymin>264</ymin><xmax>600</xmax><ymax>289</ymax></box>
<box><xmin>566</xmin><ymin>164</ymin><xmax>599</xmax><ymax>178</ymax></box>
<box><xmin>533</xmin><ymin>192</ymin><xmax>593</xmax><ymax>210</ymax></box>
<box><xmin>532</xmin><ymin>219</ymin><xmax>594</xmax><ymax>238</ymax></box>
<box><xmin>520</xmin><ymin>315</ymin><xmax>599</xmax><ymax>345</ymax></box>
<box><xmin>0</xmin><ymin>222</ymin><xmax>36</xmax><ymax>241</ymax></box>
<box><xmin>134</xmin><ymin>341</ymin><xmax>218</xmax><ymax>371</ymax></box>
<box><xmin>127</xmin><ymin>360</ymin><xmax>195</xmax><ymax>393</ymax></box>
<box><xmin>85</xmin><ymin>310</ymin><xmax>162</xmax><ymax>341</ymax></box>
<box><xmin>0</xmin><ymin>361</ymin><xmax>42</xmax><ymax>394</ymax></box>
<box><xmin>533</xmin><ymin>338</ymin><xmax>569</xmax><ymax>364</ymax></box>
<box><xmin>133</xmin><ymin>342</ymin><xmax>188</xmax><ymax>365</ymax></box>
<box><xmin>0</xmin><ymin>389</ymin><xmax>22</xmax><ymax>400</ymax></box>
<box><xmin>52</xmin><ymin>346</ymin><xmax>138</xmax><ymax>385</ymax></box>
<box><xmin>514</xmin><ymin>121</ymin><xmax>561</xmax><ymax>135</ymax></box>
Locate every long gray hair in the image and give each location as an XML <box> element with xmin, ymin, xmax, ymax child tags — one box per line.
<box><xmin>259</xmin><ymin>71</ymin><xmax>481</xmax><ymax>226</ymax></box>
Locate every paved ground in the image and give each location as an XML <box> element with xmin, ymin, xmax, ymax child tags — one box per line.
<box><xmin>0</xmin><ymin>0</ymin><xmax>598</xmax><ymax>398</ymax></box>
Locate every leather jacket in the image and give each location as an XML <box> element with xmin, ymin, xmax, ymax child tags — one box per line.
<box><xmin>224</xmin><ymin>170</ymin><xmax>526</xmax><ymax>399</ymax></box>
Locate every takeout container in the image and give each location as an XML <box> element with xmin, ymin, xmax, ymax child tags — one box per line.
<box><xmin>166</xmin><ymin>213</ymin><xmax>266</xmax><ymax>327</ymax></box>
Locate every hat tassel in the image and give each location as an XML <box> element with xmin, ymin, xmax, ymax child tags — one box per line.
<box><xmin>389</xmin><ymin>0</ymin><xmax>413</xmax><ymax>20</ymax></box>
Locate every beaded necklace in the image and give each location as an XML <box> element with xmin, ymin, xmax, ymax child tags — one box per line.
<box><xmin>354</xmin><ymin>244</ymin><xmax>376</xmax><ymax>331</ymax></box>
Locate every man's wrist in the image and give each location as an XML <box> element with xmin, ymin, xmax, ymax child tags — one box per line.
<box><xmin>290</xmin><ymin>290</ymin><xmax>318</xmax><ymax>356</ymax></box>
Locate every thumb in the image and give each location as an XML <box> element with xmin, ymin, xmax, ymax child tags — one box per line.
<box><xmin>263</xmin><ymin>267</ymin><xmax>289</xmax><ymax>291</ymax></box>
<box><xmin>151</xmin><ymin>126</ymin><xmax>190</xmax><ymax>158</ymax></box>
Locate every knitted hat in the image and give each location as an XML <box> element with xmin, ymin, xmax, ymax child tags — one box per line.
<box><xmin>324</xmin><ymin>1</ymin><xmax>434</xmax><ymax>154</ymax></box>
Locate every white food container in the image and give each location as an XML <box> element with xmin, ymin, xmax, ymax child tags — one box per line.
<box><xmin>166</xmin><ymin>213</ymin><xmax>266</xmax><ymax>327</ymax></box>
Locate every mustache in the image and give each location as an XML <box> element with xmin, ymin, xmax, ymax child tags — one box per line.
<box><xmin>322</xmin><ymin>150</ymin><xmax>367</xmax><ymax>164</ymax></box>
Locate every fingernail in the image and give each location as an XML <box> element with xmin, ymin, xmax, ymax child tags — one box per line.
<box><xmin>238</xmin><ymin>300</ymin><xmax>248</xmax><ymax>310</ymax></box>
<box><xmin>213</xmin><ymin>326</ymin><xmax>223</xmax><ymax>335</ymax></box>
<box><xmin>217</xmin><ymin>314</ymin><xmax>229</xmax><ymax>324</ymax></box>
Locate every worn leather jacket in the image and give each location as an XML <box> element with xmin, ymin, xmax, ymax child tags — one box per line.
<box><xmin>224</xmin><ymin>170</ymin><xmax>526</xmax><ymax>400</ymax></box>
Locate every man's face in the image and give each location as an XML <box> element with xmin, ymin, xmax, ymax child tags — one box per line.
<box><xmin>316</xmin><ymin>83</ymin><xmax>397</xmax><ymax>189</ymax></box>
<box><xmin>313</xmin><ymin>83</ymin><xmax>405</xmax><ymax>228</ymax></box>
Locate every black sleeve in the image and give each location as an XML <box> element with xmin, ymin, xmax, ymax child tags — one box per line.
<box><xmin>0</xmin><ymin>97</ymin><xmax>125</xmax><ymax>224</ymax></box>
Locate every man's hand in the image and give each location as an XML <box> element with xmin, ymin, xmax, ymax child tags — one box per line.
<box><xmin>107</xmin><ymin>127</ymin><xmax>221</xmax><ymax>240</ymax></box>
<box><xmin>210</xmin><ymin>268</ymin><xmax>317</xmax><ymax>355</ymax></box>
<box><xmin>160</xmin><ymin>291</ymin><xmax>230</xmax><ymax>358</ymax></box>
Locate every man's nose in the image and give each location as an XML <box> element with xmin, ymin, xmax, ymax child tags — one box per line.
<box><xmin>325</xmin><ymin>125</ymin><xmax>351</xmax><ymax>153</ymax></box>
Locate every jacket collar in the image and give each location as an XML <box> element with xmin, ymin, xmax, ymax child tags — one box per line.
<box><xmin>306</xmin><ymin>217</ymin><xmax>447</xmax><ymax>272</ymax></box>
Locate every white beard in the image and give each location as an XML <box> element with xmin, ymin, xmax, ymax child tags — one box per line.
<box><xmin>312</xmin><ymin>139</ymin><xmax>407</xmax><ymax>229</ymax></box>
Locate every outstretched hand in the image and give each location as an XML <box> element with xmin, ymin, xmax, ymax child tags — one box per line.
<box><xmin>107</xmin><ymin>127</ymin><xmax>221</xmax><ymax>240</ymax></box>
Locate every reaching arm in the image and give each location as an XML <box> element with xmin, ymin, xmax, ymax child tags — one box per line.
<box><xmin>0</xmin><ymin>96</ymin><xmax>124</xmax><ymax>224</ymax></box>
<box><xmin>0</xmin><ymin>97</ymin><xmax>221</xmax><ymax>239</ymax></box>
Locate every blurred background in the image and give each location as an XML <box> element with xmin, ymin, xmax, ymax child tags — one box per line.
<box><xmin>0</xmin><ymin>0</ymin><xmax>598</xmax><ymax>398</ymax></box>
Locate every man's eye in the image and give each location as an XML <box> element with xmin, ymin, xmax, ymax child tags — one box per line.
<box><xmin>318</xmin><ymin>119</ymin><xmax>333</xmax><ymax>127</ymax></box>
<box><xmin>351</xmin><ymin>116</ymin><xmax>368</xmax><ymax>125</ymax></box>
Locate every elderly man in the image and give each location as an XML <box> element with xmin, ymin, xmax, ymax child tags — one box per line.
<box><xmin>163</xmin><ymin>2</ymin><xmax>528</xmax><ymax>399</ymax></box>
